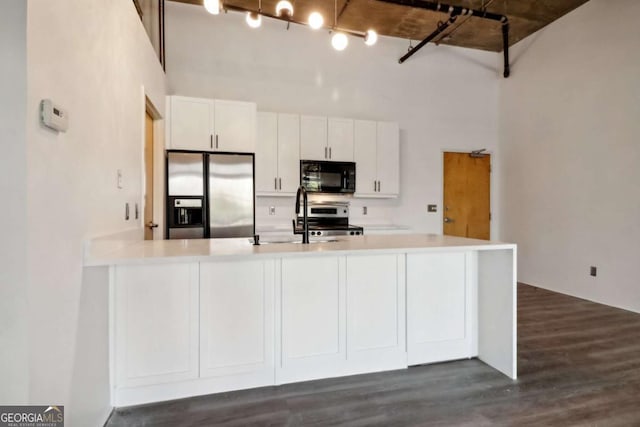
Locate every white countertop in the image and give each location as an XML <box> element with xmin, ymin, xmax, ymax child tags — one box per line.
<box><xmin>84</xmin><ymin>233</ymin><xmax>516</xmax><ymax>267</ymax></box>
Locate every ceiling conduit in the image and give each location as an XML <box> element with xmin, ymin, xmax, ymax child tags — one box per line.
<box><xmin>377</xmin><ymin>0</ymin><xmax>511</xmax><ymax>77</ymax></box>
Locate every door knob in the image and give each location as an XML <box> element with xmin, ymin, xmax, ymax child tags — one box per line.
<box><xmin>443</xmin><ymin>217</ymin><xmax>455</xmax><ymax>223</ymax></box>
<box><xmin>147</xmin><ymin>222</ymin><xmax>159</xmax><ymax>229</ymax></box>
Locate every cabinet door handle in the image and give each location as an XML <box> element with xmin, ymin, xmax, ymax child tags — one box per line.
<box><xmin>279</xmin><ymin>178</ymin><xmax>282</xmax><ymax>190</ymax></box>
<box><xmin>374</xmin><ymin>180</ymin><xmax>377</xmax><ymax>192</ymax></box>
<box><xmin>275</xmin><ymin>177</ymin><xmax>278</xmax><ymax>190</ymax></box>
<box><xmin>329</xmin><ymin>147</ymin><xmax>332</xmax><ymax>159</ymax></box>
<box><xmin>210</xmin><ymin>134</ymin><xmax>213</xmax><ymax>149</ymax></box>
<box><xmin>215</xmin><ymin>134</ymin><xmax>219</xmax><ymax>149</ymax></box>
<box><xmin>378</xmin><ymin>181</ymin><xmax>381</xmax><ymax>192</ymax></box>
<box><xmin>324</xmin><ymin>147</ymin><xmax>328</xmax><ymax>159</ymax></box>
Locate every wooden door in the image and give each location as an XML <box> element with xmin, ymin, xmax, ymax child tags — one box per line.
<box><xmin>443</xmin><ymin>152</ymin><xmax>490</xmax><ymax>239</ymax></box>
<box><xmin>144</xmin><ymin>111</ymin><xmax>155</xmax><ymax>240</ymax></box>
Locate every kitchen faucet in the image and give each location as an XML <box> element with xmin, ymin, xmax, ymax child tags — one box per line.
<box><xmin>293</xmin><ymin>185</ymin><xmax>309</xmax><ymax>244</ymax></box>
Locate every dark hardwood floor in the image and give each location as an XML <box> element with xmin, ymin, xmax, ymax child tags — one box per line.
<box><xmin>107</xmin><ymin>284</ymin><xmax>640</xmax><ymax>426</ymax></box>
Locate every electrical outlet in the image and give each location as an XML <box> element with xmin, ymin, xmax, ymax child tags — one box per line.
<box><xmin>590</xmin><ymin>266</ymin><xmax>597</xmax><ymax>277</ymax></box>
<box><xmin>428</xmin><ymin>204</ymin><xmax>438</xmax><ymax>213</ymax></box>
<box><xmin>363</xmin><ymin>206</ymin><xmax>368</xmax><ymax>215</ymax></box>
<box><xmin>269</xmin><ymin>206</ymin><xmax>276</xmax><ymax>215</ymax></box>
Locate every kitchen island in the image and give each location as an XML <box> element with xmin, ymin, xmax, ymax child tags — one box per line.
<box><xmin>85</xmin><ymin>234</ymin><xmax>517</xmax><ymax>407</ymax></box>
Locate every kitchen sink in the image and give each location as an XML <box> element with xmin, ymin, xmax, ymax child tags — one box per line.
<box><xmin>249</xmin><ymin>238</ymin><xmax>340</xmax><ymax>245</ymax></box>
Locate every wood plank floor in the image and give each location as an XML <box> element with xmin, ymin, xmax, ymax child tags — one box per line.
<box><xmin>107</xmin><ymin>284</ymin><xmax>640</xmax><ymax>426</ymax></box>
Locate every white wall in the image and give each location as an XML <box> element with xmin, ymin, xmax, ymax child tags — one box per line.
<box><xmin>165</xmin><ymin>2</ymin><xmax>502</xmax><ymax>236</ymax></box>
<box><xmin>25</xmin><ymin>0</ymin><xmax>166</xmax><ymax>425</ymax></box>
<box><xmin>0</xmin><ymin>0</ymin><xmax>29</xmax><ymax>405</ymax></box>
<box><xmin>500</xmin><ymin>0</ymin><xmax>640</xmax><ymax>312</ymax></box>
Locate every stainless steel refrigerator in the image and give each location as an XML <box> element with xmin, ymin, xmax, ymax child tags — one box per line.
<box><xmin>166</xmin><ymin>151</ymin><xmax>255</xmax><ymax>239</ymax></box>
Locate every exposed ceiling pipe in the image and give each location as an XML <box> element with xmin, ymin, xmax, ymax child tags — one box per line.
<box><xmin>377</xmin><ymin>0</ymin><xmax>511</xmax><ymax>77</ymax></box>
<box><xmin>399</xmin><ymin>14</ymin><xmax>459</xmax><ymax>64</ymax></box>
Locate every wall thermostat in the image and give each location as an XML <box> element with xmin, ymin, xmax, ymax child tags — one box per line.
<box><xmin>40</xmin><ymin>99</ymin><xmax>68</xmax><ymax>132</ymax></box>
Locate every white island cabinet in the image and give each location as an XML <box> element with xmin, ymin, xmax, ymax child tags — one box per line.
<box><xmin>92</xmin><ymin>234</ymin><xmax>516</xmax><ymax>407</ymax></box>
<box><xmin>112</xmin><ymin>263</ymin><xmax>199</xmax><ymax>404</ymax></box>
<box><xmin>279</xmin><ymin>256</ymin><xmax>345</xmax><ymax>383</ymax></box>
<box><xmin>199</xmin><ymin>260</ymin><xmax>275</xmax><ymax>386</ymax></box>
<box><xmin>407</xmin><ymin>252</ymin><xmax>475</xmax><ymax>364</ymax></box>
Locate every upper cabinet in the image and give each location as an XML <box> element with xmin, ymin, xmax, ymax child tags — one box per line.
<box><xmin>300</xmin><ymin>116</ymin><xmax>328</xmax><ymax>160</ymax></box>
<box><xmin>256</xmin><ymin>112</ymin><xmax>300</xmax><ymax>196</ymax></box>
<box><xmin>300</xmin><ymin>116</ymin><xmax>354</xmax><ymax>162</ymax></box>
<box><xmin>354</xmin><ymin>120</ymin><xmax>399</xmax><ymax>198</ymax></box>
<box><xmin>166</xmin><ymin>95</ymin><xmax>256</xmax><ymax>153</ymax></box>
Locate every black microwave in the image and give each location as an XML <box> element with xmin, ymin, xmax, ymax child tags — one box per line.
<box><xmin>300</xmin><ymin>160</ymin><xmax>356</xmax><ymax>194</ymax></box>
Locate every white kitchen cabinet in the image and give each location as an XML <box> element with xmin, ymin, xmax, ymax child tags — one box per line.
<box><xmin>300</xmin><ymin>115</ymin><xmax>328</xmax><ymax>160</ymax></box>
<box><xmin>167</xmin><ymin>96</ymin><xmax>214</xmax><ymax>152</ymax></box>
<box><xmin>113</xmin><ymin>263</ymin><xmax>199</xmax><ymax>390</ymax></box>
<box><xmin>213</xmin><ymin>99</ymin><xmax>256</xmax><ymax>153</ymax></box>
<box><xmin>354</xmin><ymin>120</ymin><xmax>399</xmax><ymax>197</ymax></box>
<box><xmin>166</xmin><ymin>95</ymin><xmax>256</xmax><ymax>153</ymax></box>
<box><xmin>199</xmin><ymin>260</ymin><xmax>275</xmax><ymax>388</ymax></box>
<box><xmin>256</xmin><ymin>112</ymin><xmax>300</xmax><ymax>196</ymax></box>
<box><xmin>327</xmin><ymin>118</ymin><xmax>354</xmax><ymax>161</ymax></box>
<box><xmin>354</xmin><ymin>120</ymin><xmax>378</xmax><ymax>194</ymax></box>
<box><xmin>406</xmin><ymin>252</ymin><xmax>476</xmax><ymax>365</ymax></box>
<box><xmin>345</xmin><ymin>254</ymin><xmax>406</xmax><ymax>372</ymax></box>
<box><xmin>278</xmin><ymin>256</ymin><xmax>346</xmax><ymax>383</ymax></box>
<box><xmin>300</xmin><ymin>116</ymin><xmax>354</xmax><ymax>161</ymax></box>
<box><xmin>256</xmin><ymin>112</ymin><xmax>278</xmax><ymax>194</ymax></box>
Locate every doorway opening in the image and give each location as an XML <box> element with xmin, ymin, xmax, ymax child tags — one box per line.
<box><xmin>144</xmin><ymin>104</ymin><xmax>160</xmax><ymax>240</ymax></box>
<box><xmin>443</xmin><ymin>151</ymin><xmax>491</xmax><ymax>240</ymax></box>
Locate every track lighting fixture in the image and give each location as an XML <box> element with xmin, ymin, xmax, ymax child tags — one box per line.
<box><xmin>364</xmin><ymin>30</ymin><xmax>378</xmax><ymax>46</ymax></box>
<box><xmin>331</xmin><ymin>33</ymin><xmax>348</xmax><ymax>51</ymax></box>
<box><xmin>204</xmin><ymin>0</ymin><xmax>220</xmax><ymax>15</ymax></box>
<box><xmin>204</xmin><ymin>0</ymin><xmax>379</xmax><ymax>53</ymax></box>
<box><xmin>275</xmin><ymin>1</ymin><xmax>293</xmax><ymax>19</ymax></box>
<box><xmin>246</xmin><ymin>11</ymin><xmax>261</xmax><ymax>28</ymax></box>
<box><xmin>308</xmin><ymin>12</ymin><xmax>324</xmax><ymax>30</ymax></box>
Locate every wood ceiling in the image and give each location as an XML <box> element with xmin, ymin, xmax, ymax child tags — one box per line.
<box><xmin>169</xmin><ymin>0</ymin><xmax>590</xmax><ymax>52</ymax></box>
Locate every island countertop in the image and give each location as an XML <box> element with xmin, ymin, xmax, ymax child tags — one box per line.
<box><xmin>84</xmin><ymin>233</ymin><xmax>516</xmax><ymax>267</ymax></box>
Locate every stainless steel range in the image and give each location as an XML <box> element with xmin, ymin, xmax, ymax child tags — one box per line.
<box><xmin>296</xmin><ymin>202</ymin><xmax>364</xmax><ymax>237</ymax></box>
